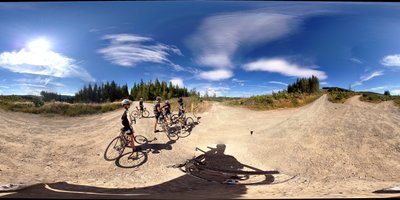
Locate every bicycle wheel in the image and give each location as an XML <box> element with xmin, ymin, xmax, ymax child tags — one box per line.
<box><xmin>116</xmin><ymin>151</ymin><xmax>148</xmax><ymax>168</ymax></box>
<box><xmin>134</xmin><ymin>135</ymin><xmax>148</xmax><ymax>144</ymax></box>
<box><xmin>104</xmin><ymin>136</ymin><xmax>125</xmax><ymax>161</ymax></box>
<box><xmin>171</xmin><ymin>114</ymin><xmax>179</xmax><ymax>124</ymax></box>
<box><xmin>142</xmin><ymin>110</ymin><xmax>150</xmax><ymax>118</ymax></box>
<box><xmin>185</xmin><ymin>117</ymin><xmax>195</xmax><ymax>127</ymax></box>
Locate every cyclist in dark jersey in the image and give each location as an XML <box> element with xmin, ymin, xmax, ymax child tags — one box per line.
<box><xmin>177</xmin><ymin>97</ymin><xmax>189</xmax><ymax>130</ymax></box>
<box><xmin>121</xmin><ymin>99</ymin><xmax>136</xmax><ymax>151</ymax></box>
<box><xmin>139</xmin><ymin>98</ymin><xmax>144</xmax><ymax>117</ymax></box>
<box><xmin>178</xmin><ymin>97</ymin><xmax>185</xmax><ymax>118</ymax></box>
<box><xmin>153</xmin><ymin>96</ymin><xmax>162</xmax><ymax>133</ymax></box>
<box><xmin>162</xmin><ymin>100</ymin><xmax>171</xmax><ymax>120</ymax></box>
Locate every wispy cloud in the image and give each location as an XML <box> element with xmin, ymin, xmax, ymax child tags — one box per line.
<box><xmin>349</xmin><ymin>58</ymin><xmax>363</xmax><ymax>64</ymax></box>
<box><xmin>15</xmin><ymin>77</ymin><xmax>65</xmax><ymax>87</ymax></box>
<box><xmin>98</xmin><ymin>34</ymin><xmax>184</xmax><ymax>71</ymax></box>
<box><xmin>232</xmin><ymin>78</ymin><xmax>245</xmax><ymax>86</ymax></box>
<box><xmin>391</xmin><ymin>89</ymin><xmax>400</xmax><ymax>95</ymax></box>
<box><xmin>0</xmin><ymin>86</ymin><xmax>9</xmax><ymax>89</ymax></box>
<box><xmin>187</xmin><ymin>6</ymin><xmax>333</xmax><ymax>81</ymax></box>
<box><xmin>320</xmin><ymin>82</ymin><xmax>329</xmax><ymax>85</ymax></box>
<box><xmin>268</xmin><ymin>81</ymin><xmax>288</xmax><ymax>86</ymax></box>
<box><xmin>0</xmin><ymin>47</ymin><xmax>94</xmax><ymax>82</ymax></box>
<box><xmin>243</xmin><ymin>58</ymin><xmax>327</xmax><ymax>80</ymax></box>
<box><xmin>364</xmin><ymin>86</ymin><xmax>386</xmax><ymax>91</ymax></box>
<box><xmin>196</xmin><ymin>69</ymin><xmax>233</xmax><ymax>81</ymax></box>
<box><xmin>381</xmin><ymin>54</ymin><xmax>400</xmax><ymax>68</ymax></box>
<box><xmin>170</xmin><ymin>78</ymin><xmax>184</xmax><ymax>87</ymax></box>
<box><xmin>352</xmin><ymin>70</ymin><xmax>384</xmax><ymax>87</ymax></box>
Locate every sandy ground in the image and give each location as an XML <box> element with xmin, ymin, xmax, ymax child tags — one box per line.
<box><xmin>0</xmin><ymin>94</ymin><xmax>399</xmax><ymax>198</ymax></box>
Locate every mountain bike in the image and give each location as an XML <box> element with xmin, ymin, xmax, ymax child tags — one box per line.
<box><xmin>171</xmin><ymin>112</ymin><xmax>194</xmax><ymax>134</ymax></box>
<box><xmin>130</xmin><ymin>106</ymin><xmax>150</xmax><ymax>119</ymax></box>
<box><xmin>104</xmin><ymin>128</ymin><xmax>156</xmax><ymax>161</ymax></box>
<box><xmin>158</xmin><ymin>113</ymin><xmax>179</xmax><ymax>141</ymax></box>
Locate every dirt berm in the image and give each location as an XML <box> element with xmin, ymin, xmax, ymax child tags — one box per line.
<box><xmin>1</xmin><ymin>94</ymin><xmax>399</xmax><ymax>198</ymax></box>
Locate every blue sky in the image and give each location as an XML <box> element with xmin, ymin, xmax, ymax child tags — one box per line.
<box><xmin>1</xmin><ymin>2</ymin><xmax>400</xmax><ymax>97</ymax></box>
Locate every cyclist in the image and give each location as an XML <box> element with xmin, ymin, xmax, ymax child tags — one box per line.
<box><xmin>121</xmin><ymin>99</ymin><xmax>136</xmax><ymax>151</ymax></box>
<box><xmin>153</xmin><ymin>96</ymin><xmax>162</xmax><ymax>133</ymax></box>
<box><xmin>177</xmin><ymin>97</ymin><xmax>189</xmax><ymax>130</ymax></box>
<box><xmin>139</xmin><ymin>97</ymin><xmax>144</xmax><ymax>117</ymax></box>
<box><xmin>162</xmin><ymin>100</ymin><xmax>172</xmax><ymax>122</ymax></box>
<box><xmin>177</xmin><ymin>97</ymin><xmax>185</xmax><ymax>118</ymax></box>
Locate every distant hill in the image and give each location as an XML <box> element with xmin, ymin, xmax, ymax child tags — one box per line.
<box><xmin>322</xmin><ymin>87</ymin><xmax>352</xmax><ymax>92</ymax></box>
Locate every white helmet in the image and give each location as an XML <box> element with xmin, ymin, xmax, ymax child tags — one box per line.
<box><xmin>165</xmin><ymin>100</ymin><xmax>169</xmax><ymax>103</ymax></box>
<box><xmin>121</xmin><ymin>99</ymin><xmax>131</xmax><ymax>106</ymax></box>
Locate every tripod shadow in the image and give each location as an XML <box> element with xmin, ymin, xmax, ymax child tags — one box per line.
<box><xmin>191</xmin><ymin>144</ymin><xmax>276</xmax><ymax>185</ymax></box>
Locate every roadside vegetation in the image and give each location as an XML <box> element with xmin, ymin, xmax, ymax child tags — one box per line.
<box><xmin>325</xmin><ymin>87</ymin><xmax>356</xmax><ymax>103</ymax></box>
<box><xmin>325</xmin><ymin>88</ymin><xmax>400</xmax><ymax>107</ymax></box>
<box><xmin>0</xmin><ymin>79</ymin><xmax>205</xmax><ymax>117</ymax></box>
<box><xmin>226</xmin><ymin>76</ymin><xmax>322</xmax><ymax>110</ymax></box>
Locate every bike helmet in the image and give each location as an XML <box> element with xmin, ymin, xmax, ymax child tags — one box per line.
<box><xmin>156</xmin><ymin>96</ymin><xmax>162</xmax><ymax>102</ymax></box>
<box><xmin>165</xmin><ymin>100</ymin><xmax>169</xmax><ymax>103</ymax></box>
<box><xmin>140</xmin><ymin>97</ymin><xmax>143</xmax><ymax>100</ymax></box>
<box><xmin>121</xmin><ymin>99</ymin><xmax>131</xmax><ymax>106</ymax></box>
<box><xmin>178</xmin><ymin>97</ymin><xmax>183</xmax><ymax>103</ymax></box>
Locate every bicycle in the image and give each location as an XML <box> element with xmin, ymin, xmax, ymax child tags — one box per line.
<box><xmin>104</xmin><ymin>127</ymin><xmax>156</xmax><ymax>161</ymax></box>
<box><xmin>130</xmin><ymin>106</ymin><xmax>150</xmax><ymax>119</ymax></box>
<box><xmin>158</xmin><ymin>113</ymin><xmax>179</xmax><ymax>141</ymax></box>
<box><xmin>171</xmin><ymin>112</ymin><xmax>194</xmax><ymax>133</ymax></box>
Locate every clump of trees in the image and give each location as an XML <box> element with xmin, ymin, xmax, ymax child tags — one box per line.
<box><xmin>287</xmin><ymin>75</ymin><xmax>320</xmax><ymax>94</ymax></box>
<box><xmin>74</xmin><ymin>79</ymin><xmax>200</xmax><ymax>103</ymax></box>
<box><xmin>74</xmin><ymin>81</ymin><xmax>129</xmax><ymax>103</ymax></box>
<box><xmin>130</xmin><ymin>78</ymin><xmax>199</xmax><ymax>101</ymax></box>
<box><xmin>40</xmin><ymin>91</ymin><xmax>62</xmax><ymax>102</ymax></box>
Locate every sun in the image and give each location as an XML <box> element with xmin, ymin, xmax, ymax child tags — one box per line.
<box><xmin>28</xmin><ymin>38</ymin><xmax>50</xmax><ymax>52</ymax></box>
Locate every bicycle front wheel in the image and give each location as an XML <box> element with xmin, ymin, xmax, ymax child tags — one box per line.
<box><xmin>104</xmin><ymin>136</ymin><xmax>125</xmax><ymax>161</ymax></box>
<box><xmin>142</xmin><ymin>110</ymin><xmax>150</xmax><ymax>118</ymax></box>
<box><xmin>134</xmin><ymin>135</ymin><xmax>148</xmax><ymax>144</ymax></box>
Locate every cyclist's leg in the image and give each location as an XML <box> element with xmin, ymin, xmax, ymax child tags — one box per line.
<box><xmin>126</xmin><ymin>127</ymin><xmax>136</xmax><ymax>151</ymax></box>
<box><xmin>154</xmin><ymin>113</ymin><xmax>159</xmax><ymax>132</ymax></box>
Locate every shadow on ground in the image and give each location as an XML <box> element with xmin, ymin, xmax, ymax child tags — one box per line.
<box><xmin>1</xmin><ymin>174</ymin><xmax>247</xmax><ymax>199</ymax></box>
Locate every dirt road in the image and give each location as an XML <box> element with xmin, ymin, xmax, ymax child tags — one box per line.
<box><xmin>1</xmin><ymin>95</ymin><xmax>399</xmax><ymax>198</ymax></box>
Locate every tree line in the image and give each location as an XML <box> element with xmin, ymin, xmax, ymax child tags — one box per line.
<box><xmin>130</xmin><ymin>78</ymin><xmax>199</xmax><ymax>101</ymax></box>
<box><xmin>74</xmin><ymin>81</ymin><xmax>129</xmax><ymax>103</ymax></box>
<box><xmin>287</xmin><ymin>75</ymin><xmax>320</xmax><ymax>94</ymax></box>
<box><xmin>72</xmin><ymin>79</ymin><xmax>199</xmax><ymax>103</ymax></box>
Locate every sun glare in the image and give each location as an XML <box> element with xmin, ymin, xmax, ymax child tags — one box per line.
<box><xmin>28</xmin><ymin>38</ymin><xmax>50</xmax><ymax>52</ymax></box>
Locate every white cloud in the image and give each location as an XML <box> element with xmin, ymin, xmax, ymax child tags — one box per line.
<box><xmin>320</xmin><ymin>82</ymin><xmax>329</xmax><ymax>85</ymax></box>
<box><xmin>365</xmin><ymin>86</ymin><xmax>386</xmax><ymax>91</ymax></box>
<box><xmin>381</xmin><ymin>54</ymin><xmax>400</xmax><ymax>67</ymax></box>
<box><xmin>0</xmin><ymin>48</ymin><xmax>94</xmax><ymax>82</ymax></box>
<box><xmin>98</xmin><ymin>34</ymin><xmax>184</xmax><ymax>71</ymax></box>
<box><xmin>170</xmin><ymin>78</ymin><xmax>184</xmax><ymax>87</ymax></box>
<box><xmin>268</xmin><ymin>81</ymin><xmax>288</xmax><ymax>86</ymax></box>
<box><xmin>391</xmin><ymin>89</ymin><xmax>400</xmax><ymax>95</ymax></box>
<box><xmin>243</xmin><ymin>58</ymin><xmax>327</xmax><ymax>80</ymax></box>
<box><xmin>0</xmin><ymin>86</ymin><xmax>9</xmax><ymax>89</ymax></box>
<box><xmin>197</xmin><ymin>69</ymin><xmax>233</xmax><ymax>81</ymax></box>
<box><xmin>350</xmin><ymin>58</ymin><xmax>363</xmax><ymax>64</ymax></box>
<box><xmin>188</xmin><ymin>11</ymin><xmax>298</xmax><ymax>69</ymax></box>
<box><xmin>352</xmin><ymin>70</ymin><xmax>384</xmax><ymax>87</ymax></box>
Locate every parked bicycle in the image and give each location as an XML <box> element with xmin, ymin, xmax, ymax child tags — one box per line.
<box><xmin>104</xmin><ymin>127</ymin><xmax>156</xmax><ymax>161</ymax></box>
<box><xmin>158</xmin><ymin>113</ymin><xmax>180</xmax><ymax>141</ymax></box>
<box><xmin>130</xmin><ymin>106</ymin><xmax>150</xmax><ymax>119</ymax></box>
